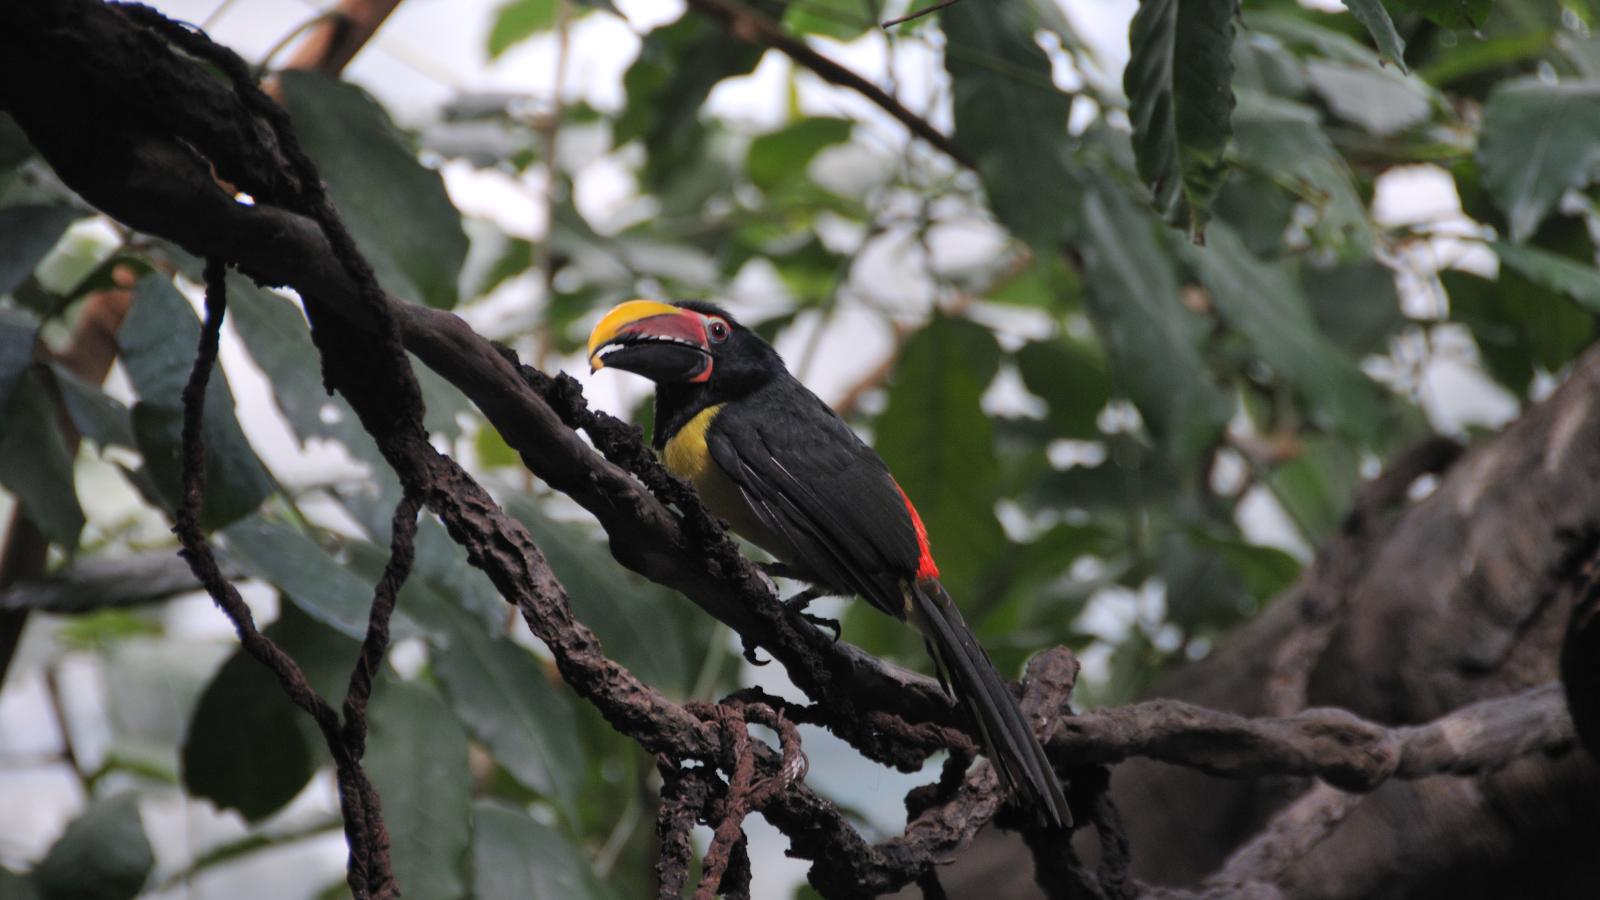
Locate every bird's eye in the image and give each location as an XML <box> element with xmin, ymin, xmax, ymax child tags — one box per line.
<box><xmin>707</xmin><ymin>319</ymin><xmax>730</xmax><ymax>343</ymax></box>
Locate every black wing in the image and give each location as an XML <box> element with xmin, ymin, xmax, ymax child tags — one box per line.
<box><xmin>705</xmin><ymin>378</ymin><xmax>921</xmax><ymax>620</ymax></box>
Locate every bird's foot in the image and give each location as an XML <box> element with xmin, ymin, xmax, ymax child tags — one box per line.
<box><xmin>760</xmin><ymin>561</ymin><xmax>803</xmax><ymax>581</ymax></box>
<box><xmin>783</xmin><ymin>588</ymin><xmax>841</xmax><ymax>642</ymax></box>
<box><xmin>740</xmin><ymin>634</ymin><xmax>770</xmax><ymax>667</ymax></box>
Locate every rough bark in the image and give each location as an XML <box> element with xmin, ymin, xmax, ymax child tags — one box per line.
<box><xmin>927</xmin><ymin>351</ymin><xmax>1600</xmax><ymax>898</ymax></box>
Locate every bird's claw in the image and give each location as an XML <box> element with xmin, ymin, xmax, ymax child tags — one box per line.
<box><xmin>782</xmin><ymin>588</ymin><xmax>841</xmax><ymax>641</ymax></box>
<box><xmin>801</xmin><ymin>612</ymin><xmax>842</xmax><ymax>642</ymax></box>
<box><xmin>741</xmin><ymin>635</ymin><xmax>770</xmax><ymax>666</ymax></box>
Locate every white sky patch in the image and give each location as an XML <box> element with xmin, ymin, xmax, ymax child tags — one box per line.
<box><xmin>442</xmin><ymin>160</ymin><xmax>546</xmax><ymax>239</ymax></box>
<box><xmin>1237</xmin><ymin>485</ymin><xmax>1313</xmax><ymax>560</ymax></box>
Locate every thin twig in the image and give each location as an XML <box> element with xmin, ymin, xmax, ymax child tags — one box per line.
<box><xmin>683</xmin><ymin>0</ymin><xmax>975</xmax><ymax>170</ymax></box>
<box><xmin>881</xmin><ymin>0</ymin><xmax>963</xmax><ymax>29</ymax></box>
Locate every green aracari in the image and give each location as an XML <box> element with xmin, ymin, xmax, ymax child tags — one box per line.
<box><xmin>587</xmin><ymin>299</ymin><xmax>1071</xmax><ymax>828</ymax></box>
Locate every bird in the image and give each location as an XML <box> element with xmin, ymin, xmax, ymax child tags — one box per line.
<box><xmin>586</xmin><ymin>299</ymin><xmax>1072</xmax><ymax>828</ymax></box>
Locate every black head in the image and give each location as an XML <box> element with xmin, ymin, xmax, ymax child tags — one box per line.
<box><xmin>586</xmin><ymin>299</ymin><xmax>786</xmax><ymax>399</ymax></box>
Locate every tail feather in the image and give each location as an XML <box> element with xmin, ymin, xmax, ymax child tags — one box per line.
<box><xmin>911</xmin><ymin>580</ymin><xmax>1072</xmax><ymax>828</ymax></box>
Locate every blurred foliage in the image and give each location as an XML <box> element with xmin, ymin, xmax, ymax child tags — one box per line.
<box><xmin>2</xmin><ymin>0</ymin><xmax>1599</xmax><ymax>896</ymax></box>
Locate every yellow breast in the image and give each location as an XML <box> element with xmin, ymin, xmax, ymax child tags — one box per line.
<box><xmin>661</xmin><ymin>403</ymin><xmax>791</xmax><ymax>561</ymax></box>
<box><xmin>663</xmin><ymin>403</ymin><xmax>724</xmax><ymax>485</ymax></box>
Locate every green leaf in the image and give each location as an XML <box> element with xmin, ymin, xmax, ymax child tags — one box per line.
<box><xmin>182</xmin><ymin>606</ymin><xmax>357</xmax><ymax>821</ymax></box>
<box><xmin>49</xmin><ymin>364</ymin><xmax>135</xmax><ymax>449</ymax></box>
<box><xmin>1161</xmin><ymin>530</ymin><xmax>1251</xmax><ymax>631</ymax></box>
<box><xmin>488</xmin><ymin>0</ymin><xmax>617</xmax><ymax>54</ymax></box>
<box><xmin>0</xmin><ymin>868</ymin><xmax>39</xmax><ymax>900</ymax></box>
<box><xmin>0</xmin><ymin>205</ymin><xmax>77</xmax><ymax>296</ymax></box>
<box><xmin>433</xmin><ymin>615</ymin><xmax>584</xmax><ymax>821</ymax></box>
<box><xmin>1493</xmin><ymin>241</ymin><xmax>1600</xmax><ymax>312</ymax></box>
<box><xmin>1390</xmin><ymin>0</ymin><xmax>1491</xmax><ymax>28</ymax></box>
<box><xmin>119</xmin><ymin>276</ymin><xmax>275</xmax><ymax>529</ymax></box>
<box><xmin>746</xmin><ymin>118</ymin><xmax>852</xmax><ymax>192</ymax></box>
<box><xmin>1188</xmin><ymin>530</ymin><xmax>1302</xmax><ymax>600</ymax></box>
<box><xmin>508</xmin><ymin>497</ymin><xmax>697</xmax><ymax>693</ymax></box>
<box><xmin>1341</xmin><ymin>0</ymin><xmax>1408</xmax><ymax>70</ymax></box>
<box><xmin>0</xmin><ymin>370</ymin><xmax>83</xmax><ymax>550</ymax></box>
<box><xmin>783</xmin><ymin>0</ymin><xmax>873</xmax><ymax>40</ymax></box>
<box><xmin>1079</xmin><ymin>184</ymin><xmax>1229</xmax><ymax>462</ymax></box>
<box><xmin>1302</xmin><ymin>260</ymin><xmax>1404</xmax><ymax>357</ymax></box>
<box><xmin>944</xmin><ymin>0</ymin><xmax>1082</xmax><ymax>250</ymax></box>
<box><xmin>221</xmin><ymin>515</ymin><xmax>417</xmax><ymax>640</ymax></box>
<box><xmin>1303</xmin><ymin>61</ymin><xmax>1432</xmax><ymax>135</ymax></box>
<box><xmin>874</xmin><ymin>315</ymin><xmax>1006</xmax><ymax>602</ymax></box>
<box><xmin>617</xmin><ymin>13</ymin><xmax>762</xmax><ymax>189</ymax></box>
<box><xmin>0</xmin><ymin>308</ymin><xmax>35</xmax><ymax>411</ymax></box>
<box><xmin>223</xmin><ymin>276</ymin><xmax>362</xmax><ymax>447</ymax></box>
<box><xmin>1125</xmin><ymin>0</ymin><xmax>1238</xmax><ymax>235</ymax></box>
<box><xmin>1015</xmin><ymin>338</ymin><xmax>1109</xmax><ymax>439</ymax></box>
<box><xmin>1230</xmin><ymin>90</ymin><xmax>1372</xmax><ymax>258</ymax></box>
<box><xmin>278</xmin><ymin>72</ymin><xmax>469</xmax><ymax>309</ymax></box>
<box><xmin>1184</xmin><ymin>223</ymin><xmax>1384</xmax><ymax>443</ymax></box>
<box><xmin>1444</xmin><ymin>268</ymin><xmax>1592</xmax><ymax>393</ymax></box>
<box><xmin>366</xmin><ymin>680</ymin><xmax>472</xmax><ymax>900</ymax></box>
<box><xmin>32</xmin><ymin>794</ymin><xmax>153</xmax><ymax>900</ymax></box>
<box><xmin>1479</xmin><ymin>79</ymin><xmax>1600</xmax><ymax>243</ymax></box>
<box><xmin>471</xmin><ymin>801</ymin><xmax>617</xmax><ymax>900</ymax></box>
<box><xmin>1266</xmin><ymin>436</ymin><xmax>1359</xmax><ymax>545</ymax></box>
<box><xmin>488</xmin><ymin>0</ymin><xmax>556</xmax><ymax>57</ymax></box>
<box><xmin>0</xmin><ymin>113</ymin><xmax>33</xmax><ymax>171</ymax></box>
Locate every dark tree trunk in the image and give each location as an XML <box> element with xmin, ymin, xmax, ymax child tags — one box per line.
<box><xmin>924</xmin><ymin>351</ymin><xmax>1600</xmax><ymax>898</ymax></box>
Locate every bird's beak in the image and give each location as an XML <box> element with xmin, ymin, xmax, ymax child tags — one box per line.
<box><xmin>586</xmin><ymin>300</ymin><xmax>713</xmax><ymax>383</ymax></box>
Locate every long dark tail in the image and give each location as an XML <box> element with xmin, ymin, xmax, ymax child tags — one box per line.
<box><xmin>911</xmin><ymin>579</ymin><xmax>1072</xmax><ymax>828</ymax></box>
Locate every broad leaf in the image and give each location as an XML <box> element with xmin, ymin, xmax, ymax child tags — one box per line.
<box><xmin>471</xmin><ymin>802</ymin><xmax>617</xmax><ymax>900</ymax></box>
<box><xmin>1479</xmin><ymin>80</ymin><xmax>1600</xmax><ymax>243</ymax></box>
<box><xmin>617</xmin><ymin>13</ymin><xmax>762</xmax><ymax>189</ymax></box>
<box><xmin>747</xmin><ymin>118</ymin><xmax>852</xmax><ymax>193</ymax></box>
<box><xmin>32</xmin><ymin>794</ymin><xmax>153</xmax><ymax>900</ymax></box>
<box><xmin>1230</xmin><ymin>90</ymin><xmax>1372</xmax><ymax>258</ymax></box>
<box><xmin>1494</xmin><ymin>241</ymin><xmax>1600</xmax><ymax>313</ymax></box>
<box><xmin>487</xmin><ymin>0</ymin><xmax>618</xmax><ymax>57</ymax></box>
<box><xmin>0</xmin><ymin>308</ymin><xmax>35</xmax><ymax>412</ymax></box>
<box><xmin>784</xmin><ymin>0</ymin><xmax>873</xmax><ymax>41</ymax></box>
<box><xmin>944</xmin><ymin>0</ymin><xmax>1081</xmax><ymax>250</ymax></box>
<box><xmin>221</xmin><ymin>515</ymin><xmax>418</xmax><ymax>641</ymax></box>
<box><xmin>0</xmin><ymin>204</ymin><xmax>77</xmax><ymax>296</ymax></box>
<box><xmin>509</xmin><ymin>498</ymin><xmax>697</xmax><ymax>693</ymax></box>
<box><xmin>226</xmin><ymin>275</ymin><xmax>467</xmax><ymax>446</ymax></box>
<box><xmin>1341</xmin><ymin>0</ymin><xmax>1407</xmax><ymax>70</ymax></box>
<box><xmin>0</xmin><ymin>113</ymin><xmax>32</xmax><ymax>170</ymax></box>
<box><xmin>1184</xmin><ymin>224</ymin><xmax>1384</xmax><ymax>443</ymax></box>
<box><xmin>1302</xmin><ymin>260</ymin><xmax>1404</xmax><ymax>357</ymax></box>
<box><xmin>278</xmin><ymin>72</ymin><xmax>469</xmax><ymax>309</ymax></box>
<box><xmin>366</xmin><ymin>679</ymin><xmax>472</xmax><ymax>900</ymax></box>
<box><xmin>875</xmin><ymin>315</ymin><xmax>1006</xmax><ymax>603</ymax></box>
<box><xmin>182</xmin><ymin>605</ymin><xmax>357</xmax><ymax>821</ymax></box>
<box><xmin>1391</xmin><ymin>0</ymin><xmax>1491</xmax><ymax>28</ymax></box>
<box><xmin>1015</xmin><ymin>338</ymin><xmax>1110</xmax><ymax>440</ymax></box>
<box><xmin>433</xmin><ymin>612</ymin><xmax>585</xmax><ymax>821</ymax></box>
<box><xmin>1079</xmin><ymin>184</ymin><xmax>1229</xmax><ymax>462</ymax></box>
<box><xmin>49</xmin><ymin>364</ymin><xmax>135</xmax><ymax>449</ymax></box>
<box><xmin>488</xmin><ymin>0</ymin><xmax>556</xmax><ymax>57</ymax></box>
<box><xmin>1266</xmin><ymin>436</ymin><xmax>1359</xmax><ymax>545</ymax></box>
<box><xmin>1125</xmin><ymin>0</ymin><xmax>1237</xmax><ymax>234</ymax></box>
<box><xmin>1445</xmin><ymin>268</ymin><xmax>1592</xmax><ymax>394</ymax></box>
<box><xmin>0</xmin><ymin>370</ymin><xmax>83</xmax><ymax>550</ymax></box>
<box><xmin>119</xmin><ymin>276</ymin><xmax>274</xmax><ymax>529</ymax></box>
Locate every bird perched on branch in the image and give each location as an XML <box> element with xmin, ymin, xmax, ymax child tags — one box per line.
<box><xmin>587</xmin><ymin>299</ymin><xmax>1072</xmax><ymax>828</ymax></box>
